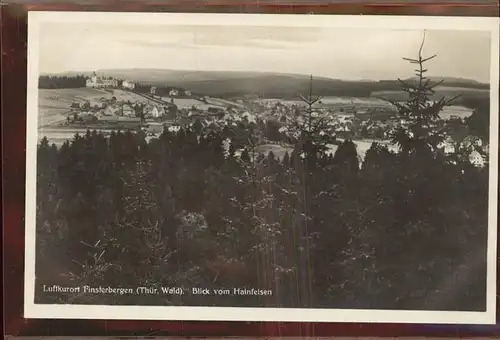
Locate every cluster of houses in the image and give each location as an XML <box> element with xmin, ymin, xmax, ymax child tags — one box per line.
<box><xmin>85</xmin><ymin>72</ymin><xmax>136</xmax><ymax>91</ymax></box>
<box><xmin>69</xmin><ymin>96</ymin><xmax>178</xmax><ymax>124</ymax></box>
<box><xmin>77</xmin><ymin>72</ymin><xmax>201</xmax><ymax>125</ymax></box>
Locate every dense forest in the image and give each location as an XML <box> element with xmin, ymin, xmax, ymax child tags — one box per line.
<box><xmin>35</xmin><ymin>107</ymin><xmax>490</xmax><ymax>311</ymax></box>
<box><xmin>34</xmin><ymin>44</ymin><xmax>491</xmax><ymax>311</ymax></box>
<box><xmin>173</xmin><ymin>77</ymin><xmax>489</xmax><ymax>99</ymax></box>
<box><xmin>462</xmin><ymin>97</ymin><xmax>491</xmax><ymax>142</ymax></box>
<box><xmin>39</xmin><ymin>75</ymin><xmax>87</xmax><ymax>89</ymax></box>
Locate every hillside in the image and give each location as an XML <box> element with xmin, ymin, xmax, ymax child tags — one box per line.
<box><xmin>38</xmin><ymin>88</ymin><xmax>161</xmax><ymax>127</ymax></box>
<box><xmin>41</xmin><ymin>69</ymin><xmax>489</xmax><ymax>99</ymax></box>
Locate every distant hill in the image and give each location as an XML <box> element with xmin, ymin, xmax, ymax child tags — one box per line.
<box><xmin>40</xmin><ymin>69</ymin><xmax>489</xmax><ymax>98</ymax></box>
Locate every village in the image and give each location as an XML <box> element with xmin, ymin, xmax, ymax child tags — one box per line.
<box><xmin>62</xmin><ymin>72</ymin><xmax>286</xmax><ymax>135</ymax></box>
<box><xmin>64</xmin><ymin>73</ymin><xmax>403</xmax><ymax>138</ymax></box>
<box><xmin>42</xmin><ymin>71</ymin><xmax>484</xmax><ymax>165</ymax></box>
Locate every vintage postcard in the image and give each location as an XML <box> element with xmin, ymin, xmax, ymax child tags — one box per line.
<box><xmin>24</xmin><ymin>12</ymin><xmax>499</xmax><ymax>323</ymax></box>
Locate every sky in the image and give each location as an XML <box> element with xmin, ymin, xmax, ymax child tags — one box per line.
<box><xmin>38</xmin><ymin>23</ymin><xmax>492</xmax><ymax>82</ymax></box>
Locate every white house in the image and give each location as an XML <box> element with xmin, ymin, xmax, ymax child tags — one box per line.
<box><xmin>184</xmin><ymin>90</ymin><xmax>192</xmax><ymax>96</ymax></box>
<box><xmin>122</xmin><ymin>80</ymin><xmax>135</xmax><ymax>90</ymax></box>
<box><xmin>169</xmin><ymin>89</ymin><xmax>179</xmax><ymax>97</ymax></box>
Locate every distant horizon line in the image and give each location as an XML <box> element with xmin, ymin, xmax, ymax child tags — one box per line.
<box><xmin>38</xmin><ymin>68</ymin><xmax>490</xmax><ymax>85</ymax></box>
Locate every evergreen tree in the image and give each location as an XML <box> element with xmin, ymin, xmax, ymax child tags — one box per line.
<box><xmin>282</xmin><ymin>151</ymin><xmax>290</xmax><ymax>167</ymax></box>
<box><xmin>282</xmin><ymin>75</ymin><xmax>337</xmax><ymax>162</ymax></box>
<box><xmin>361</xmin><ymin>142</ymin><xmax>395</xmax><ymax>180</ymax></box>
<box><xmin>240</xmin><ymin>148</ymin><xmax>251</xmax><ymax>163</ymax></box>
<box><xmin>332</xmin><ymin>140</ymin><xmax>359</xmax><ymax>176</ymax></box>
<box><xmin>384</xmin><ymin>31</ymin><xmax>459</xmax><ymax>157</ymax></box>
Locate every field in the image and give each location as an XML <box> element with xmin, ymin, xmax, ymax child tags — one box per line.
<box><xmin>159</xmin><ymin>97</ymin><xmax>214</xmax><ymax>110</ymax></box>
<box><xmin>38</xmin><ymin>88</ymin><xmax>160</xmax><ymax>127</ymax></box>
<box><xmin>206</xmin><ymin>97</ymin><xmax>246</xmax><ymax>109</ymax></box>
<box><xmin>158</xmin><ymin>96</ymin><xmax>242</xmax><ymax>110</ymax></box>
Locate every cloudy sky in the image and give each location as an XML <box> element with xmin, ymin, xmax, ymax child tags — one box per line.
<box><xmin>38</xmin><ymin>23</ymin><xmax>492</xmax><ymax>82</ymax></box>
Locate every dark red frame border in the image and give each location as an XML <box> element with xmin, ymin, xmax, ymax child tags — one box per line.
<box><xmin>2</xmin><ymin>2</ymin><xmax>499</xmax><ymax>337</ymax></box>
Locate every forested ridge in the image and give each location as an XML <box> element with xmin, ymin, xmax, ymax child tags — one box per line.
<box><xmin>38</xmin><ymin>72</ymin><xmax>489</xmax><ymax>96</ymax></box>
<box><xmin>39</xmin><ymin>75</ymin><xmax>87</xmax><ymax>89</ymax></box>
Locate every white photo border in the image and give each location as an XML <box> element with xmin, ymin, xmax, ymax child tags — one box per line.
<box><xmin>24</xmin><ymin>11</ymin><xmax>500</xmax><ymax>324</ymax></box>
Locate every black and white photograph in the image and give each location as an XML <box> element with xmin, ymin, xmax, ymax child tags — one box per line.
<box><xmin>24</xmin><ymin>12</ymin><xmax>499</xmax><ymax>323</ymax></box>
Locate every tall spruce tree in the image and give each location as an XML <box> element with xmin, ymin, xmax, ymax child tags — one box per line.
<box><xmin>282</xmin><ymin>75</ymin><xmax>337</xmax><ymax>162</ymax></box>
<box><xmin>384</xmin><ymin>31</ymin><xmax>460</xmax><ymax>157</ymax></box>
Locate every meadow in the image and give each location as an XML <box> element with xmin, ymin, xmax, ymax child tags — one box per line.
<box><xmin>158</xmin><ymin>96</ymin><xmax>242</xmax><ymax>110</ymax></box>
<box><xmin>159</xmin><ymin>96</ymin><xmax>213</xmax><ymax>110</ymax></box>
<box><xmin>38</xmin><ymin>88</ymin><xmax>160</xmax><ymax>127</ymax></box>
